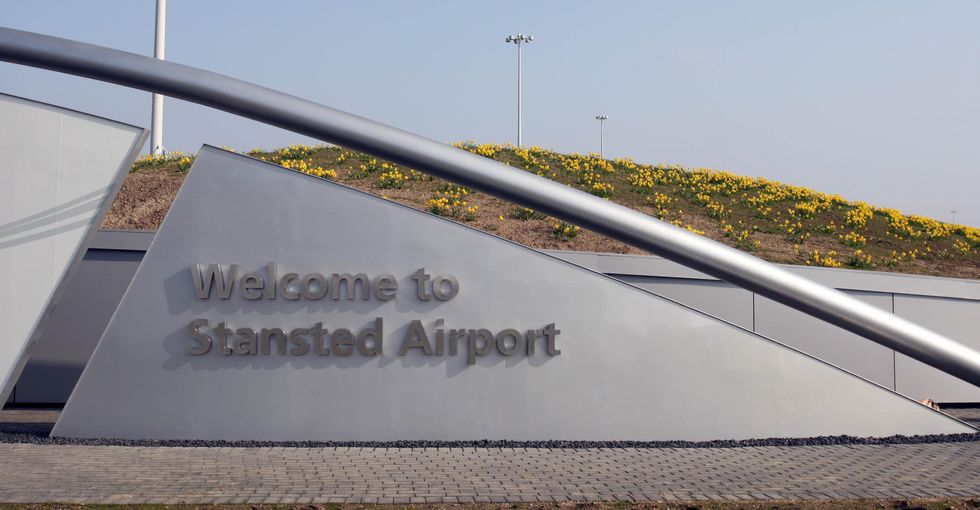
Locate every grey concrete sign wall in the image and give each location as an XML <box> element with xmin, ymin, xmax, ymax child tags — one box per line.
<box><xmin>556</xmin><ymin>252</ymin><xmax>980</xmax><ymax>403</ymax></box>
<box><xmin>14</xmin><ymin>235</ymin><xmax>980</xmax><ymax>405</ymax></box>
<box><xmin>12</xmin><ymin>245</ymin><xmax>145</xmax><ymax>403</ymax></box>
<box><xmin>53</xmin><ymin>147</ymin><xmax>973</xmax><ymax>441</ymax></box>
<box><xmin>0</xmin><ymin>93</ymin><xmax>145</xmax><ymax>404</ymax></box>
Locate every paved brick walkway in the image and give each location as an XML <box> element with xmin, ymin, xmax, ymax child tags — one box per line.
<box><xmin>0</xmin><ymin>441</ymin><xmax>978</xmax><ymax>504</ymax></box>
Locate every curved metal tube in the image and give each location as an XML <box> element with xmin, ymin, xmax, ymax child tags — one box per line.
<box><xmin>1</xmin><ymin>26</ymin><xmax>978</xmax><ymax>388</ymax></box>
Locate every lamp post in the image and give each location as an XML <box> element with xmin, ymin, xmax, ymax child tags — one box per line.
<box><xmin>595</xmin><ymin>115</ymin><xmax>608</xmax><ymax>159</ymax></box>
<box><xmin>150</xmin><ymin>0</ymin><xmax>166</xmax><ymax>155</ymax></box>
<box><xmin>505</xmin><ymin>33</ymin><xmax>533</xmax><ymax>147</ymax></box>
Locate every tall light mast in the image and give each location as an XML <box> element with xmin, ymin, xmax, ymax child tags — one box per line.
<box><xmin>504</xmin><ymin>33</ymin><xmax>533</xmax><ymax>147</ymax></box>
<box><xmin>151</xmin><ymin>0</ymin><xmax>166</xmax><ymax>155</ymax></box>
<box><xmin>595</xmin><ymin>115</ymin><xmax>608</xmax><ymax>158</ymax></box>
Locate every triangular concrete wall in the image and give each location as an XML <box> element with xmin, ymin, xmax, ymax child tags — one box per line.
<box><xmin>53</xmin><ymin>147</ymin><xmax>974</xmax><ymax>440</ymax></box>
<box><xmin>0</xmin><ymin>93</ymin><xmax>146</xmax><ymax>403</ymax></box>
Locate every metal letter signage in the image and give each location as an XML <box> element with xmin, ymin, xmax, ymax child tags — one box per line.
<box><xmin>0</xmin><ymin>93</ymin><xmax>146</xmax><ymax>404</ymax></box>
<box><xmin>53</xmin><ymin>147</ymin><xmax>974</xmax><ymax>441</ymax></box>
<box><xmin>183</xmin><ymin>264</ymin><xmax>558</xmax><ymax>365</ymax></box>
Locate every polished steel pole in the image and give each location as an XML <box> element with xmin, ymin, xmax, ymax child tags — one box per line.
<box><xmin>596</xmin><ymin>115</ymin><xmax>608</xmax><ymax>158</ymax></box>
<box><xmin>517</xmin><ymin>39</ymin><xmax>522</xmax><ymax>147</ymax></box>
<box><xmin>150</xmin><ymin>0</ymin><xmax>166</xmax><ymax>155</ymax></box>
<box><xmin>505</xmin><ymin>33</ymin><xmax>532</xmax><ymax>147</ymax></box>
<box><xmin>1</xmin><ymin>26</ymin><xmax>978</xmax><ymax>387</ymax></box>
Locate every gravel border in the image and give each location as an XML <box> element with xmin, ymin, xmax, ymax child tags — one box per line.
<box><xmin>2</xmin><ymin>430</ymin><xmax>978</xmax><ymax>448</ymax></box>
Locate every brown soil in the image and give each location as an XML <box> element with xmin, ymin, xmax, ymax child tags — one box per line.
<box><xmin>103</xmin><ymin>168</ymin><xmax>183</xmax><ymax>231</ymax></box>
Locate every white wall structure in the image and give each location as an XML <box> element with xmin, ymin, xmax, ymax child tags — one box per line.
<box><xmin>11</xmin><ymin>234</ymin><xmax>147</xmax><ymax>403</ymax></box>
<box><xmin>895</xmin><ymin>296</ymin><xmax>980</xmax><ymax>400</ymax></box>
<box><xmin>0</xmin><ymin>94</ymin><xmax>146</xmax><ymax>404</ymax></box>
<box><xmin>559</xmin><ymin>252</ymin><xmax>980</xmax><ymax>402</ymax></box>
<box><xmin>14</xmin><ymin>234</ymin><xmax>980</xmax><ymax>405</ymax></box>
<box><xmin>53</xmin><ymin>147</ymin><xmax>973</xmax><ymax>441</ymax></box>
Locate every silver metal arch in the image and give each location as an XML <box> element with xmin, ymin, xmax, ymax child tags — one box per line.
<box><xmin>1</xmin><ymin>26</ymin><xmax>978</xmax><ymax>388</ymax></box>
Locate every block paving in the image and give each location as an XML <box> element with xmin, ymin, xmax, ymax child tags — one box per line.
<box><xmin>0</xmin><ymin>441</ymin><xmax>978</xmax><ymax>503</ymax></box>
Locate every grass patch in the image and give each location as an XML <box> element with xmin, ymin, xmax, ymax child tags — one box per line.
<box><xmin>120</xmin><ymin>143</ymin><xmax>980</xmax><ymax>279</ymax></box>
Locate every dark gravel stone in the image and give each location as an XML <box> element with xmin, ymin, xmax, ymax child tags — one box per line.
<box><xmin>1</xmin><ymin>430</ymin><xmax>978</xmax><ymax>448</ymax></box>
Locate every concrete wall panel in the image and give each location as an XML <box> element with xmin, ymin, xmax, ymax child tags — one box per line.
<box><xmin>52</xmin><ymin>148</ymin><xmax>970</xmax><ymax>440</ymax></box>
<box><xmin>612</xmin><ymin>276</ymin><xmax>754</xmax><ymax>330</ymax></box>
<box><xmin>755</xmin><ymin>291</ymin><xmax>896</xmax><ymax>390</ymax></box>
<box><xmin>0</xmin><ymin>93</ymin><xmax>145</xmax><ymax>403</ymax></box>
<box><xmin>14</xmin><ymin>238</ymin><xmax>980</xmax><ymax>406</ymax></box>
<box><xmin>14</xmin><ymin>249</ymin><xmax>143</xmax><ymax>403</ymax></box>
<box><xmin>894</xmin><ymin>295</ymin><xmax>980</xmax><ymax>402</ymax></box>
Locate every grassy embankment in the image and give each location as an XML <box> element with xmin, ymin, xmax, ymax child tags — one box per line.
<box><xmin>110</xmin><ymin>143</ymin><xmax>980</xmax><ymax>279</ymax></box>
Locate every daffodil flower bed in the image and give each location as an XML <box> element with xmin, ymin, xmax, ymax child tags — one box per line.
<box><xmin>126</xmin><ymin>142</ymin><xmax>979</xmax><ymax>278</ymax></box>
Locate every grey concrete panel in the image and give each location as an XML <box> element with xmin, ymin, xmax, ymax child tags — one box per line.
<box><xmin>88</xmin><ymin>230</ymin><xmax>156</xmax><ymax>252</ymax></box>
<box><xmin>755</xmin><ymin>291</ymin><xmax>896</xmax><ymax>390</ymax></box>
<box><xmin>14</xmin><ymin>249</ymin><xmax>143</xmax><ymax>403</ymax></box>
<box><xmin>895</xmin><ymin>295</ymin><xmax>980</xmax><ymax>402</ymax></box>
<box><xmin>53</xmin><ymin>148</ymin><xmax>971</xmax><ymax>440</ymax></box>
<box><xmin>546</xmin><ymin>250</ymin><xmax>980</xmax><ymax>301</ymax></box>
<box><xmin>0</xmin><ymin>93</ymin><xmax>146</xmax><ymax>404</ymax></box>
<box><xmin>789</xmin><ymin>266</ymin><xmax>980</xmax><ymax>301</ymax></box>
<box><xmin>15</xmin><ymin>233</ymin><xmax>980</xmax><ymax>405</ymax></box>
<box><xmin>610</xmin><ymin>276</ymin><xmax>754</xmax><ymax>330</ymax></box>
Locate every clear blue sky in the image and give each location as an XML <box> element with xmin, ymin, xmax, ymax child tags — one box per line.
<box><xmin>2</xmin><ymin>1</ymin><xmax>978</xmax><ymax>226</ymax></box>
